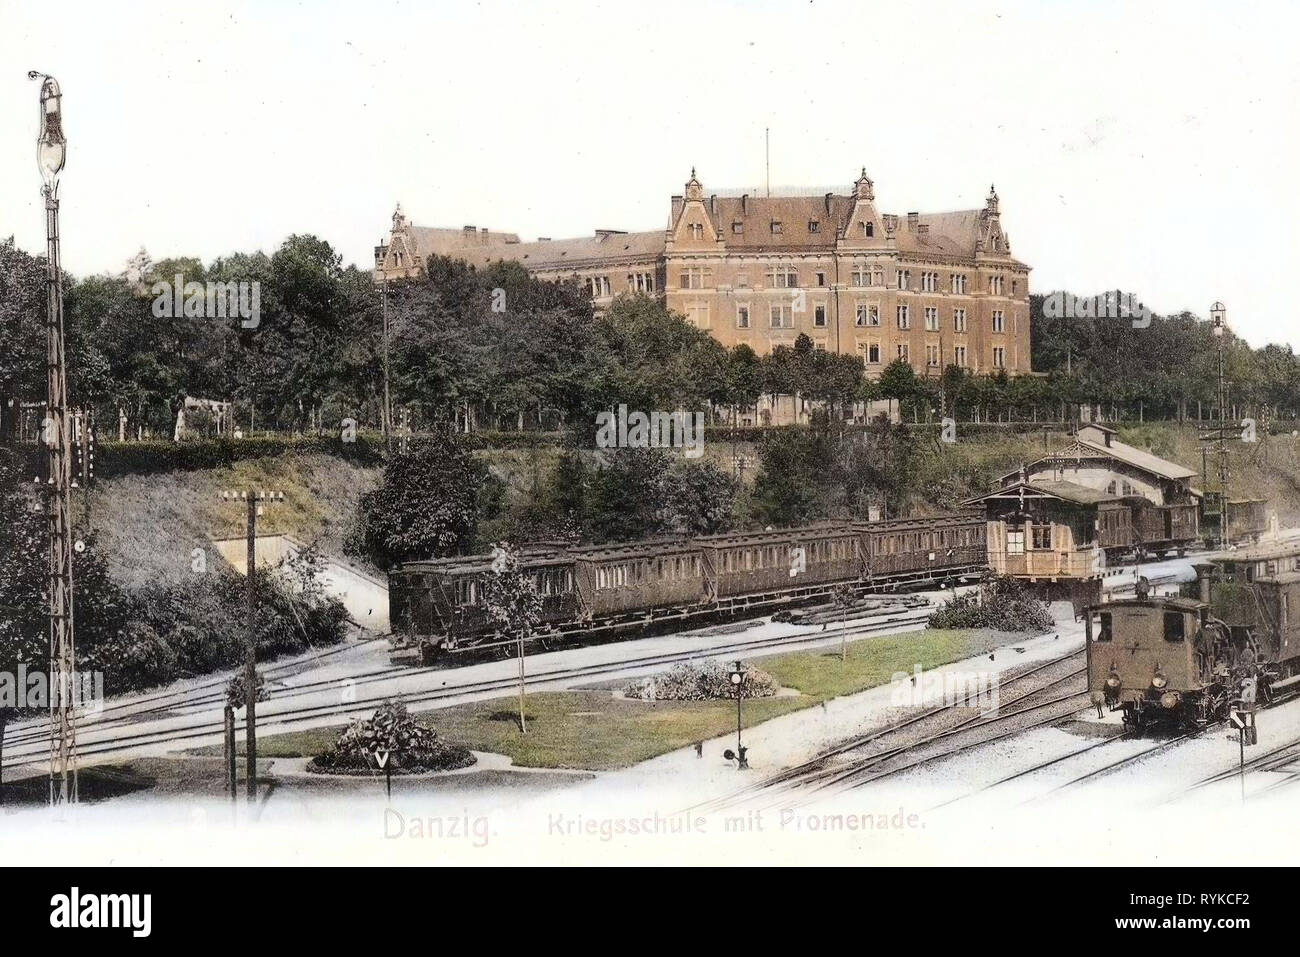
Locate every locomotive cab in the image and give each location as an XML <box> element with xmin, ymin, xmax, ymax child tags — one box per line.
<box><xmin>1086</xmin><ymin>593</ymin><xmax>1223</xmax><ymax>730</ymax></box>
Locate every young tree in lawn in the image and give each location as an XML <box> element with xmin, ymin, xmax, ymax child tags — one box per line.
<box><xmin>481</xmin><ymin>544</ymin><xmax>543</xmax><ymax>733</ymax></box>
<box><xmin>832</xmin><ymin>582</ymin><xmax>855</xmax><ymax>661</ymax></box>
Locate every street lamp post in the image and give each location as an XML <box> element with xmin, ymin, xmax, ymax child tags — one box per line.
<box><xmin>30</xmin><ymin>70</ymin><xmax>77</xmax><ymax>805</ymax></box>
<box><xmin>727</xmin><ymin>662</ymin><xmax>748</xmax><ymax>770</ymax></box>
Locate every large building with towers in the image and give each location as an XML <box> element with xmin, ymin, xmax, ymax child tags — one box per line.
<box><xmin>375</xmin><ymin>168</ymin><xmax>1032</xmax><ymax>378</ymax></box>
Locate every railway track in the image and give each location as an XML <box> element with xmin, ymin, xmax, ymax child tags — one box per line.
<box><xmin>1160</xmin><ymin>715</ymin><xmax>1300</xmax><ymax>804</ymax></box>
<box><xmin>1</xmin><ymin>606</ymin><xmax>936</xmax><ymax>772</ymax></box>
<box><xmin>688</xmin><ymin>643</ymin><xmax>1086</xmax><ymax>815</ymax></box>
<box><xmin>8</xmin><ymin>601</ymin><xmax>937</xmax><ymax>752</ymax></box>
<box><xmin>951</xmin><ymin>689</ymin><xmax>1300</xmax><ymax>809</ymax></box>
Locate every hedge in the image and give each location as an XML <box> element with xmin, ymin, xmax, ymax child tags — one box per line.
<box><xmin>94</xmin><ymin>435</ymin><xmax>383</xmax><ymax>477</ymax></box>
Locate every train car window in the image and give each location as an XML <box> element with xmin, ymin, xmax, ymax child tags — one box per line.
<box><xmin>1163</xmin><ymin>612</ymin><xmax>1185</xmax><ymax>643</ymax></box>
<box><xmin>1095</xmin><ymin>612</ymin><xmax>1112</xmax><ymax>642</ymax></box>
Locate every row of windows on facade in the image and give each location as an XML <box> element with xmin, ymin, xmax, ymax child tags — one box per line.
<box><xmin>853</xmin><ymin>342</ymin><xmax>1006</xmax><ymax>369</ymax></box>
<box><xmin>687</xmin><ymin>219</ymin><xmax>883</xmax><ymax>239</ymax></box>
<box><xmin>586</xmin><ymin>272</ymin><xmax>656</xmax><ymax>298</ymax></box>
<box><xmin>679</xmin><ymin>267</ymin><xmax>1014</xmax><ymax>295</ymax></box>
<box><xmin>729</xmin><ymin>302</ymin><xmax>1007</xmax><ymax>333</ymax></box>
<box><xmin>671</xmin><ymin>324</ymin><xmax>1007</xmax><ymax>368</ymax></box>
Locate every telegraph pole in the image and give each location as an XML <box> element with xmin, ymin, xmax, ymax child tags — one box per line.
<box><xmin>220</xmin><ymin>488</ymin><xmax>284</xmax><ymax>804</ymax></box>
<box><xmin>30</xmin><ymin>71</ymin><xmax>76</xmax><ymax>806</ymax></box>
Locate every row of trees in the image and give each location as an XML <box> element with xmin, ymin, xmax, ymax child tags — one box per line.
<box><xmin>5</xmin><ymin>234</ymin><xmax>1298</xmax><ymax>442</ymax></box>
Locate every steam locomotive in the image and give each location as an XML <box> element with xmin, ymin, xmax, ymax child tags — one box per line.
<box><xmin>1087</xmin><ymin>541</ymin><xmax>1300</xmax><ymax>729</ymax></box>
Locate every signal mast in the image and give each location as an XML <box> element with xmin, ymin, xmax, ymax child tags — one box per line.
<box><xmin>29</xmin><ymin>71</ymin><xmax>77</xmax><ymax>805</ymax></box>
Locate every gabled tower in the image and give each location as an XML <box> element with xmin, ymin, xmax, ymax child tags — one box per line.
<box><xmin>842</xmin><ymin>167</ymin><xmax>882</xmax><ymax>242</ymax></box>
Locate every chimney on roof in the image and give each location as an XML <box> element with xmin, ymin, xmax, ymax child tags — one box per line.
<box><xmin>824</xmin><ymin>193</ymin><xmax>833</xmax><ymax>214</ymax></box>
<box><xmin>710</xmin><ymin>195</ymin><xmax>717</xmax><ymax>215</ymax></box>
<box><xmin>741</xmin><ymin>194</ymin><xmax>749</xmax><ymax>215</ymax></box>
<box><xmin>538</xmin><ymin>237</ymin><xmax>551</xmax><ymax>242</ymax></box>
<box><xmin>480</xmin><ymin>227</ymin><xmax>489</xmax><ymax>244</ymax></box>
<box><xmin>916</xmin><ymin>223</ymin><xmax>930</xmax><ymax>243</ymax></box>
<box><xmin>907</xmin><ymin>212</ymin><xmax>919</xmax><ymax>230</ymax></box>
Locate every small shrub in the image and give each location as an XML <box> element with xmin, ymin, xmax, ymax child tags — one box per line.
<box><xmin>623</xmin><ymin>660</ymin><xmax>779</xmax><ymax>701</ymax></box>
<box><xmin>927</xmin><ymin>576</ymin><xmax>1053</xmax><ymax>633</ymax></box>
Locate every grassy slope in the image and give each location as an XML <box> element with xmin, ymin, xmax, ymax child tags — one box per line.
<box><xmin>89</xmin><ymin>453</ymin><xmax>382</xmax><ymax>587</ymax></box>
<box><xmin>1120</xmin><ymin>423</ymin><xmax>1300</xmax><ymax>525</ymax></box>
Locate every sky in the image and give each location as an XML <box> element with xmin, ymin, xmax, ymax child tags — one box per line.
<box><xmin>0</xmin><ymin>0</ymin><xmax>1297</xmax><ymax>349</ymax></box>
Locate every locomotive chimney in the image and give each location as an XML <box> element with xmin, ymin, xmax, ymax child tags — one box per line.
<box><xmin>1193</xmin><ymin>562</ymin><xmax>1215</xmax><ymax>603</ymax></box>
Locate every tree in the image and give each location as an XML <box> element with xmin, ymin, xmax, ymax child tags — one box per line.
<box><xmin>750</xmin><ymin>429</ymin><xmax>837</xmax><ymax>525</ymax></box>
<box><xmin>349</xmin><ymin>431</ymin><xmax>488</xmax><ymax>568</ymax></box>
<box><xmin>726</xmin><ymin>344</ymin><xmax>764</xmax><ymax>423</ymax></box>
<box><xmin>878</xmin><ymin>358</ymin><xmax>917</xmax><ymax>422</ymax></box>
<box><xmin>0</xmin><ymin>238</ymin><xmax>46</xmax><ymax>442</ymax></box>
<box><xmin>481</xmin><ymin>544</ymin><xmax>543</xmax><ymax>733</ymax></box>
<box><xmin>586</xmin><ymin>448</ymin><xmax>674</xmax><ymax>542</ymax></box>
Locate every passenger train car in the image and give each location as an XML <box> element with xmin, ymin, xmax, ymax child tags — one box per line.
<box><xmin>1087</xmin><ymin>541</ymin><xmax>1300</xmax><ymax>729</ymax></box>
<box><xmin>388</xmin><ymin>513</ymin><xmax>987</xmax><ymax>664</ymax></box>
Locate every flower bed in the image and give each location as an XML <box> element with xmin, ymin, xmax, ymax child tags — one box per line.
<box><xmin>307</xmin><ymin>700</ymin><xmax>476</xmax><ymax>775</ymax></box>
<box><xmin>623</xmin><ymin>660</ymin><xmax>779</xmax><ymax>701</ymax></box>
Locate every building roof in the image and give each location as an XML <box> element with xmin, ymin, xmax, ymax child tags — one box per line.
<box><xmin>1215</xmin><ymin>540</ymin><xmax>1300</xmax><ymax>564</ymax></box>
<box><xmin>966</xmin><ymin>478</ymin><xmax>1121</xmax><ymax>508</ymax></box>
<box><xmin>1075</xmin><ymin>435</ymin><xmax>1198</xmax><ymax>481</ymax></box>
<box><xmin>692</xmin><ymin>195</ymin><xmax>1022</xmax><ymax>263</ymax></box>
<box><xmin>1002</xmin><ymin>431</ymin><xmax>1199</xmax><ymax>485</ymax></box>
<box><xmin>449</xmin><ymin>230</ymin><xmax>667</xmax><ymax>272</ymax></box>
<box><xmin>406</xmin><ymin>226</ymin><xmax>522</xmax><ymax>260</ymax></box>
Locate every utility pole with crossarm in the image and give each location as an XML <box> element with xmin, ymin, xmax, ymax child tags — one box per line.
<box><xmin>220</xmin><ymin>488</ymin><xmax>285</xmax><ymax>803</ymax></box>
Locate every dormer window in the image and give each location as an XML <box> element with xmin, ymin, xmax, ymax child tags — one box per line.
<box><xmin>689</xmin><ymin>223</ymin><xmax>704</xmax><ymax>240</ymax></box>
<box><xmin>771</xmin><ymin>221</ymin><xmax>783</xmax><ymax>235</ymax></box>
<box><xmin>863</xmin><ymin>222</ymin><xmax>874</xmax><ymax>237</ymax></box>
<box><xmin>808</xmin><ymin>220</ymin><xmax>820</xmax><ymax>233</ymax></box>
<box><xmin>732</xmin><ymin>222</ymin><xmax>743</xmax><ymax>234</ymax></box>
